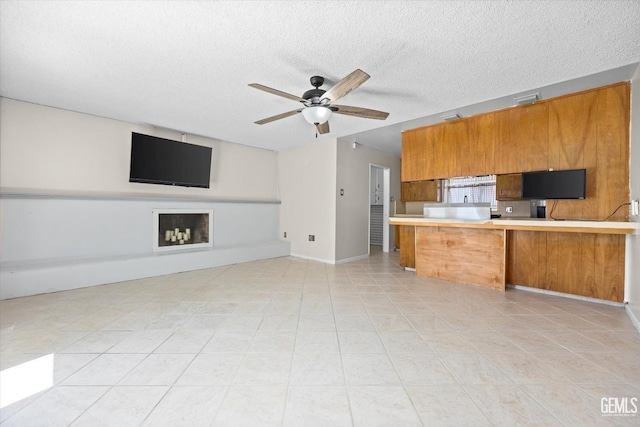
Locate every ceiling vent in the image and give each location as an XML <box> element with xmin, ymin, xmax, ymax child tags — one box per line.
<box><xmin>514</xmin><ymin>93</ymin><xmax>540</xmax><ymax>105</ymax></box>
<box><xmin>441</xmin><ymin>112</ymin><xmax>462</xmax><ymax>121</ymax></box>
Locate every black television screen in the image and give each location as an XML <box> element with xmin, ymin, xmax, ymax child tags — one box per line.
<box><xmin>521</xmin><ymin>169</ymin><xmax>586</xmax><ymax>200</ymax></box>
<box><xmin>129</xmin><ymin>133</ymin><xmax>212</xmax><ymax>188</ymax></box>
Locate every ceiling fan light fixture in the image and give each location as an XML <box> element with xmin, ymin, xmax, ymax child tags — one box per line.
<box><xmin>302</xmin><ymin>106</ymin><xmax>332</xmax><ymax>125</ymax></box>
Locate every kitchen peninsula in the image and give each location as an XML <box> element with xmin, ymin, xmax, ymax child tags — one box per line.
<box><xmin>395</xmin><ymin>82</ymin><xmax>635</xmax><ymax>303</ymax></box>
<box><xmin>389</xmin><ymin>216</ymin><xmax>636</xmax><ymax>301</ymax></box>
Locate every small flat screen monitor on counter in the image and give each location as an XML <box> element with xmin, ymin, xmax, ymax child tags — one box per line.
<box><xmin>521</xmin><ymin>169</ymin><xmax>586</xmax><ymax>200</ymax></box>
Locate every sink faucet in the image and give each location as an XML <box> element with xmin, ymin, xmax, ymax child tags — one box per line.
<box><xmin>463</xmin><ymin>195</ymin><xmax>468</xmax><ymax>203</ymax></box>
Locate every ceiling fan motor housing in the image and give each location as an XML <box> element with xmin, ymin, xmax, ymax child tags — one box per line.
<box><xmin>303</xmin><ymin>76</ymin><xmax>327</xmax><ymax>104</ymax></box>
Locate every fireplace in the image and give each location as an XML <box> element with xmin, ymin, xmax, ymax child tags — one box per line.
<box><xmin>152</xmin><ymin>209</ymin><xmax>213</xmax><ymax>252</ymax></box>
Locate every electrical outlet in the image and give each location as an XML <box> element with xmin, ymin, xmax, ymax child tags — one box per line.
<box><xmin>632</xmin><ymin>199</ymin><xmax>640</xmax><ymax>216</ymax></box>
<box><xmin>308</xmin><ymin>235</ymin><xmax>315</xmax><ymax>242</ymax></box>
<box><xmin>284</xmin><ymin>232</ymin><xmax>287</xmax><ymax>238</ymax></box>
<box><xmin>506</xmin><ymin>206</ymin><xmax>513</xmax><ymax>213</ymax></box>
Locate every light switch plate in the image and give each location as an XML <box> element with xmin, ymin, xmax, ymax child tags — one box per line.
<box><xmin>632</xmin><ymin>199</ymin><xmax>640</xmax><ymax>216</ymax></box>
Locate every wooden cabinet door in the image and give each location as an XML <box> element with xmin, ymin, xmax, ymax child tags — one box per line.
<box><xmin>493</xmin><ymin>108</ymin><xmax>518</xmax><ymax>174</ymax></box>
<box><xmin>403</xmin><ymin>127</ymin><xmax>444</xmax><ymax>181</ymax></box>
<box><xmin>506</xmin><ymin>230</ymin><xmax>625</xmax><ymax>302</ymax></box>
<box><xmin>520</xmin><ymin>103</ymin><xmax>549</xmax><ymax>172</ymax></box>
<box><xmin>441</xmin><ymin>120</ymin><xmax>468</xmax><ymax>178</ymax></box>
<box><xmin>430</xmin><ymin>123</ymin><xmax>450</xmax><ymax>179</ymax></box>
<box><xmin>494</xmin><ymin>103</ymin><xmax>549</xmax><ymax>174</ymax></box>
<box><xmin>496</xmin><ymin>174</ymin><xmax>522</xmax><ymax>200</ymax></box>
<box><xmin>594</xmin><ymin>84</ymin><xmax>630</xmax><ymax>221</ymax></box>
<box><xmin>421</xmin><ymin>125</ymin><xmax>440</xmax><ymax>180</ymax></box>
<box><xmin>400</xmin><ymin>182</ymin><xmax>410</xmax><ymax>201</ymax></box>
<box><xmin>399</xmin><ymin>226</ymin><xmax>415</xmax><ymax>268</ymax></box>
<box><xmin>401</xmin><ymin>131</ymin><xmax>416</xmax><ymax>182</ymax></box>
<box><xmin>467</xmin><ymin>112</ymin><xmax>494</xmax><ymax>176</ymax></box>
<box><xmin>401</xmin><ymin>130</ymin><xmax>425</xmax><ymax>182</ymax></box>
<box><xmin>548</xmin><ymin>90</ymin><xmax>598</xmax><ymax>219</ymax></box>
<box><xmin>401</xmin><ymin>180</ymin><xmax>437</xmax><ymax>201</ymax></box>
<box><xmin>416</xmin><ymin>180</ymin><xmax>437</xmax><ymax>201</ymax></box>
<box><xmin>507</xmin><ymin>231</ymin><xmax>547</xmax><ymax>288</ymax></box>
<box><xmin>408</xmin><ymin>182</ymin><xmax>420</xmax><ymax>201</ymax></box>
<box><xmin>548</xmin><ymin>91</ymin><xmax>597</xmax><ymax>170</ymax></box>
<box><xmin>547</xmin><ymin>83</ymin><xmax>629</xmax><ymax>221</ymax></box>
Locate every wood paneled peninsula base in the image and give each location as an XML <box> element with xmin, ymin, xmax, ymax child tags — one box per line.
<box><xmin>389</xmin><ymin>217</ymin><xmax>636</xmax><ymax>302</ymax></box>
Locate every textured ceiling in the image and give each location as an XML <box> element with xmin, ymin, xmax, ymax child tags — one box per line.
<box><xmin>1</xmin><ymin>1</ymin><xmax>639</xmax><ymax>156</ymax></box>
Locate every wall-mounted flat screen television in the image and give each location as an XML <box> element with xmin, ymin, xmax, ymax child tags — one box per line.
<box><xmin>521</xmin><ymin>168</ymin><xmax>586</xmax><ymax>200</ymax></box>
<box><xmin>129</xmin><ymin>132</ymin><xmax>212</xmax><ymax>188</ymax></box>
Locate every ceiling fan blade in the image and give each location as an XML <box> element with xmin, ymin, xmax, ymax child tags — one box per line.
<box><xmin>248</xmin><ymin>83</ymin><xmax>307</xmax><ymax>103</ymax></box>
<box><xmin>331</xmin><ymin>104</ymin><xmax>389</xmax><ymax>120</ymax></box>
<box><xmin>321</xmin><ymin>69</ymin><xmax>370</xmax><ymax>103</ymax></box>
<box><xmin>316</xmin><ymin>121</ymin><xmax>330</xmax><ymax>134</ymax></box>
<box><xmin>254</xmin><ymin>109</ymin><xmax>301</xmax><ymax>125</ymax></box>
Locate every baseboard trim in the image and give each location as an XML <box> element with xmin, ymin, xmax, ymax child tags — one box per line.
<box><xmin>289</xmin><ymin>253</ymin><xmax>336</xmax><ymax>265</ymax></box>
<box><xmin>508</xmin><ymin>284</ymin><xmax>624</xmax><ymax>307</ymax></box>
<box><xmin>335</xmin><ymin>254</ymin><xmax>370</xmax><ymax>265</ymax></box>
<box><xmin>625</xmin><ymin>304</ymin><xmax>640</xmax><ymax>334</ymax></box>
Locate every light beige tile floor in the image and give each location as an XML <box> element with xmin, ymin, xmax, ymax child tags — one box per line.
<box><xmin>1</xmin><ymin>247</ymin><xmax>639</xmax><ymax>426</ymax></box>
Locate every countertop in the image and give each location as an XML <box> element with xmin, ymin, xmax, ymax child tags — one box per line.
<box><xmin>389</xmin><ymin>216</ymin><xmax>637</xmax><ymax>235</ymax></box>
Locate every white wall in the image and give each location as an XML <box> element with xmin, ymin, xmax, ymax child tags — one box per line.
<box><xmin>277</xmin><ymin>139</ymin><xmax>337</xmax><ymax>263</ymax></box>
<box><xmin>627</xmin><ymin>70</ymin><xmax>640</xmax><ymax>328</ymax></box>
<box><xmin>0</xmin><ymin>98</ymin><xmax>278</xmax><ymax>200</ymax></box>
<box><xmin>335</xmin><ymin>140</ymin><xmax>401</xmax><ymax>262</ymax></box>
<box><xmin>0</xmin><ymin>98</ymin><xmax>289</xmax><ymax>299</ymax></box>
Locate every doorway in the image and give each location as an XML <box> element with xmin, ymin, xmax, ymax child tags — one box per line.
<box><xmin>369</xmin><ymin>164</ymin><xmax>390</xmax><ymax>254</ymax></box>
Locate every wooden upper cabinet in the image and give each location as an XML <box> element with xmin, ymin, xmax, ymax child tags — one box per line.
<box><xmin>496</xmin><ymin>174</ymin><xmax>522</xmax><ymax>200</ymax></box>
<box><xmin>547</xmin><ymin>83</ymin><xmax>629</xmax><ymax>221</ymax></box>
<box><xmin>548</xmin><ymin>89</ymin><xmax>598</xmax><ymax>220</ymax></box>
<box><xmin>494</xmin><ymin>103</ymin><xmax>549</xmax><ymax>174</ymax></box>
<box><xmin>428</xmin><ymin>120</ymin><xmax>469</xmax><ymax>179</ymax></box>
<box><xmin>521</xmin><ymin>103</ymin><xmax>549</xmax><ymax>172</ymax></box>
<box><xmin>548</xmin><ymin>91</ymin><xmax>597</xmax><ymax>171</ymax></box>
<box><xmin>401</xmin><ymin>180</ymin><xmax>438</xmax><ymax>202</ymax></box>
<box><xmin>401</xmin><ymin>130</ymin><xmax>423</xmax><ymax>182</ymax></box>
<box><xmin>421</xmin><ymin>125</ymin><xmax>440</xmax><ymax>179</ymax></box>
<box><xmin>423</xmin><ymin>124</ymin><xmax>444</xmax><ymax>179</ymax></box>
<box><xmin>400</xmin><ymin>83</ymin><xmax>629</xmax><ymax>221</ymax></box>
<box><xmin>494</xmin><ymin>108</ymin><xmax>518</xmax><ymax>174</ymax></box>
<box><xmin>594</xmin><ymin>83</ymin><xmax>630</xmax><ymax>221</ymax></box>
<box><xmin>444</xmin><ymin>120</ymin><xmax>470</xmax><ymax>178</ymax></box>
<box><xmin>467</xmin><ymin>112</ymin><xmax>494</xmax><ymax>176</ymax></box>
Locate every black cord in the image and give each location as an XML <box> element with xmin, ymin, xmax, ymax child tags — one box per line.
<box><xmin>549</xmin><ymin>200</ymin><xmax>630</xmax><ymax>221</ymax></box>
<box><xmin>549</xmin><ymin>199</ymin><xmax>559</xmax><ymax>220</ymax></box>
<box><xmin>599</xmin><ymin>202</ymin><xmax>631</xmax><ymax>221</ymax></box>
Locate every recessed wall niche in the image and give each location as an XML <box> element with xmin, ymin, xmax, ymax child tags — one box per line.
<box><xmin>152</xmin><ymin>209</ymin><xmax>213</xmax><ymax>252</ymax></box>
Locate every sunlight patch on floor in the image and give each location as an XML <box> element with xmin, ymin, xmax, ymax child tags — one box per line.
<box><xmin>0</xmin><ymin>353</ymin><xmax>54</xmax><ymax>408</ymax></box>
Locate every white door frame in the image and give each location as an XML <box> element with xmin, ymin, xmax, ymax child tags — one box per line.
<box><xmin>369</xmin><ymin>163</ymin><xmax>390</xmax><ymax>254</ymax></box>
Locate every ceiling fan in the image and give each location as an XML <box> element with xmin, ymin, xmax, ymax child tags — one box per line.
<box><xmin>249</xmin><ymin>69</ymin><xmax>389</xmax><ymax>135</ymax></box>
